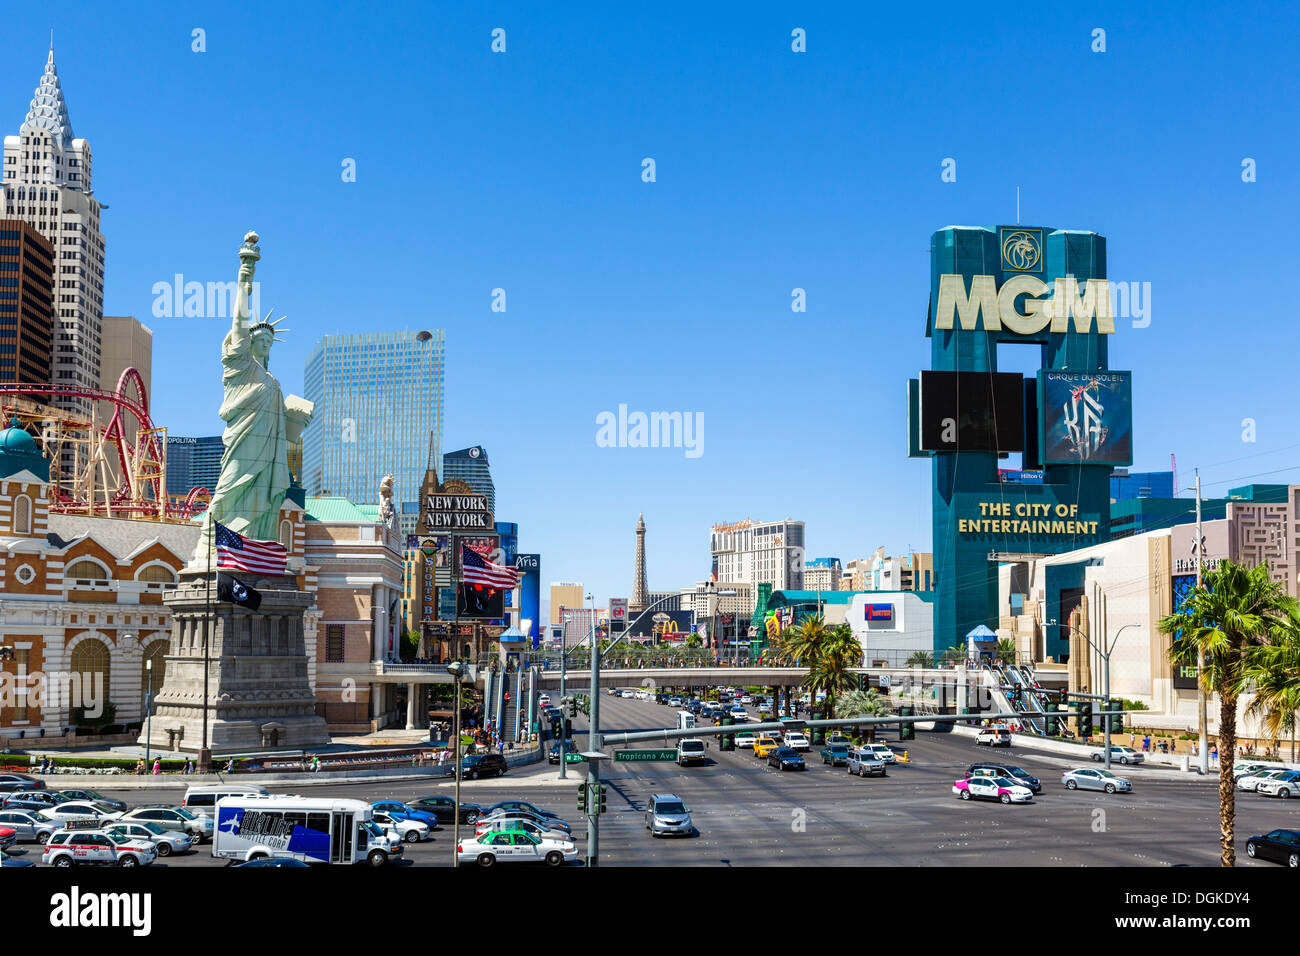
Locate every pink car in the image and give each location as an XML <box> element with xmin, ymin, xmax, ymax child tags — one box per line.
<box><xmin>952</xmin><ymin>775</ymin><xmax>1034</xmax><ymax>804</ymax></box>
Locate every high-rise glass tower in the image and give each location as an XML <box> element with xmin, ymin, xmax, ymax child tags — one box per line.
<box><xmin>166</xmin><ymin>435</ymin><xmax>224</xmax><ymax>497</ymax></box>
<box><xmin>2</xmin><ymin>48</ymin><xmax>106</xmax><ymax>421</ymax></box>
<box><xmin>302</xmin><ymin>330</ymin><xmax>445</xmax><ymax>514</ymax></box>
<box><xmin>441</xmin><ymin>445</ymin><xmax>494</xmax><ymax>514</ymax></box>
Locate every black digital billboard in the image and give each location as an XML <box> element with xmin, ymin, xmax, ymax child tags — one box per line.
<box><xmin>457</xmin><ymin>583</ymin><xmax>505</xmax><ymax>619</ymax></box>
<box><xmin>919</xmin><ymin>370</ymin><xmax>1024</xmax><ymax>452</ymax></box>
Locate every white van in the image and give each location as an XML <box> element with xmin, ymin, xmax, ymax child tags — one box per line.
<box><xmin>676</xmin><ymin>710</ymin><xmax>696</xmax><ymax>730</ymax></box>
<box><xmin>677</xmin><ymin>738</ymin><xmax>707</xmax><ymax>766</ymax></box>
<box><xmin>182</xmin><ymin>784</ymin><xmax>270</xmax><ymax>818</ymax></box>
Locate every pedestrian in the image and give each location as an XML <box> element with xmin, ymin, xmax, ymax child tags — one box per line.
<box><xmin>1142</xmin><ymin>735</ymin><xmax>1150</xmax><ymax>752</ymax></box>
<box><xmin>224</xmin><ymin>758</ymin><xmax>235</xmax><ymax>773</ymax></box>
<box><xmin>152</xmin><ymin>758</ymin><xmax>161</xmax><ymax>775</ymax></box>
<box><xmin>136</xmin><ymin>758</ymin><xmax>145</xmax><ymax>775</ymax></box>
<box><xmin>1210</xmin><ymin>743</ymin><xmax>1218</xmax><ymax>761</ymax></box>
<box><xmin>313</xmin><ymin>755</ymin><xmax>321</xmax><ymax>773</ymax></box>
<box><xmin>1130</xmin><ymin>733</ymin><xmax>1136</xmax><ymax>748</ymax></box>
<box><xmin>38</xmin><ymin>755</ymin><xmax>47</xmax><ymax>775</ymax></box>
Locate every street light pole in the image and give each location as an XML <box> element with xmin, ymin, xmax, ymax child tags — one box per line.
<box><xmin>447</xmin><ymin>660</ymin><xmax>465</xmax><ymax>868</ymax></box>
<box><xmin>587</xmin><ymin>591</ymin><xmax>601</xmax><ymax>867</ymax></box>
<box><xmin>143</xmin><ymin>649</ymin><xmax>152</xmax><ymax>773</ymax></box>
<box><xmin>1052</xmin><ymin>618</ymin><xmax>1136</xmax><ymax>771</ymax></box>
<box><xmin>1195</xmin><ymin>469</ymin><xmax>1209</xmax><ymax>776</ymax></box>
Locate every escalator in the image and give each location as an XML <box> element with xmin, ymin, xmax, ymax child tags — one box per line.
<box><xmin>989</xmin><ymin>661</ymin><xmax>1046</xmax><ymax>735</ymax></box>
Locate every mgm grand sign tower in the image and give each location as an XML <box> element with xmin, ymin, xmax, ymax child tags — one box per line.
<box><xmin>908</xmin><ymin>226</ymin><xmax>1133</xmax><ymax>655</ymax></box>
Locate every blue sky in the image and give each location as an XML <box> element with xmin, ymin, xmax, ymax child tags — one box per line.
<box><xmin>4</xmin><ymin>2</ymin><xmax>1297</xmax><ymax>615</ymax></box>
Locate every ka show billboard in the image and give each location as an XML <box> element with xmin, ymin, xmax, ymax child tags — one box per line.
<box><xmin>1038</xmin><ymin>370</ymin><xmax>1133</xmax><ymax>466</ymax></box>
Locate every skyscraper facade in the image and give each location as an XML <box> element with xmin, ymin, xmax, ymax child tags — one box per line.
<box><xmin>165</xmin><ymin>435</ymin><xmax>223</xmax><ymax>497</ymax></box>
<box><xmin>441</xmin><ymin>446</ymin><xmax>494</xmax><ymax>514</ymax></box>
<box><xmin>302</xmin><ymin>330</ymin><xmax>445</xmax><ymax>513</ymax></box>
<box><xmin>709</xmin><ymin>517</ymin><xmax>805</xmax><ymax>614</ymax></box>
<box><xmin>0</xmin><ymin>219</ymin><xmax>53</xmax><ymax>385</ymax></box>
<box><xmin>2</xmin><ymin>49</ymin><xmax>106</xmax><ymax>420</ymax></box>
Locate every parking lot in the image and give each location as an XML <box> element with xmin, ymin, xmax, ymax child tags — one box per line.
<box><xmin>4</xmin><ymin>690</ymin><xmax>1296</xmax><ymax>867</ymax></box>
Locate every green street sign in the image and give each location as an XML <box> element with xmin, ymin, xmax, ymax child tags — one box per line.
<box><xmin>564</xmin><ymin>753</ymin><xmax>585</xmax><ymax>764</ymax></box>
<box><xmin>613</xmin><ymin>749</ymin><xmax>678</xmax><ymax>762</ymax></box>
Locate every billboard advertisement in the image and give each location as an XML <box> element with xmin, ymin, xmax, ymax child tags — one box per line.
<box><xmin>458</xmin><ymin>582</ymin><xmax>505</xmax><ymax>618</ymax></box>
<box><xmin>1039</xmin><ymin>370</ymin><xmax>1133</xmax><ymax>466</ymax></box>
<box><xmin>919</xmin><ymin>370</ymin><xmax>1024</xmax><ymax>452</ymax></box>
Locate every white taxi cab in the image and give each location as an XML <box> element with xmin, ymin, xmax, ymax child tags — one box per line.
<box><xmin>41</xmin><ymin>828</ymin><xmax>158</xmax><ymax>867</ymax></box>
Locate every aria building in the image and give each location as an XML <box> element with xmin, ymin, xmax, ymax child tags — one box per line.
<box><xmin>441</xmin><ymin>446</ymin><xmax>494</xmax><ymax>516</ymax></box>
<box><xmin>2</xmin><ymin>48</ymin><xmax>106</xmax><ymax>421</ymax></box>
<box><xmin>302</xmin><ymin>330</ymin><xmax>445</xmax><ymax>524</ymax></box>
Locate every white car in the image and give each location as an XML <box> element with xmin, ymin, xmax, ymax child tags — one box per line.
<box><xmin>105</xmin><ymin>821</ymin><xmax>193</xmax><ymax>856</ymax></box>
<box><xmin>783</xmin><ymin>732</ymin><xmax>810</xmax><ymax>751</ymax></box>
<box><xmin>735</xmin><ymin>731</ymin><xmax>756</xmax><ymax>749</ymax></box>
<box><xmin>954</xmin><ymin>775</ymin><xmax>1034</xmax><ymax>804</ymax></box>
<box><xmin>1256</xmin><ymin>772</ymin><xmax>1300</xmax><ymax>799</ymax></box>
<box><xmin>741</xmin><ymin>695</ymin><xmax>754</xmax><ymax>705</ymax></box>
<box><xmin>475</xmin><ymin>817</ymin><xmax>571</xmax><ymax>843</ymax></box>
<box><xmin>728</xmin><ymin>706</ymin><xmax>748</xmax><ymax>722</ymax></box>
<box><xmin>538</xmin><ymin>695</ymin><xmax>551</xmax><ymax>708</ymax></box>
<box><xmin>668</xmin><ymin>697</ymin><xmax>683</xmax><ymax>707</ymax></box>
<box><xmin>1090</xmin><ymin>745</ymin><xmax>1144</xmax><ymax>765</ymax></box>
<box><xmin>457</xmin><ymin>830</ymin><xmax>577</xmax><ymax>867</ymax></box>
<box><xmin>372</xmin><ymin>810</ymin><xmax>432</xmax><ymax>842</ymax></box>
<box><xmin>42</xmin><ymin>829</ymin><xmax>157</xmax><ymax>867</ymax></box>
<box><xmin>38</xmin><ymin>801</ymin><xmax>123</xmax><ymax>825</ymax></box>
<box><xmin>975</xmin><ymin>727</ymin><xmax>1011</xmax><ymax>747</ymax></box>
<box><xmin>1237</xmin><ymin>770</ymin><xmax>1288</xmax><ymax>792</ymax></box>
<box><xmin>866</xmin><ymin>743</ymin><xmax>897</xmax><ymax>764</ymax></box>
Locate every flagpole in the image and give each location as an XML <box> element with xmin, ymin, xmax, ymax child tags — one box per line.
<box><xmin>201</xmin><ymin>523</ymin><xmax>213</xmax><ymax>773</ymax></box>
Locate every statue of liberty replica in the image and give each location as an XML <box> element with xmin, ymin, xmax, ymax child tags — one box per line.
<box><xmin>143</xmin><ymin>232</ymin><xmax>329</xmax><ymax>766</ymax></box>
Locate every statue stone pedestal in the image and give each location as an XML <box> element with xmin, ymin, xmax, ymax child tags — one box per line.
<box><xmin>138</xmin><ymin>569</ymin><xmax>329</xmax><ymax>754</ymax></box>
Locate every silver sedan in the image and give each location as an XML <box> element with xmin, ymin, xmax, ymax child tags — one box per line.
<box><xmin>0</xmin><ymin>809</ymin><xmax>56</xmax><ymax>843</ymax></box>
<box><xmin>105</xmin><ymin>821</ymin><xmax>194</xmax><ymax>857</ymax></box>
<box><xmin>1063</xmin><ymin>767</ymin><xmax>1132</xmax><ymax>793</ymax></box>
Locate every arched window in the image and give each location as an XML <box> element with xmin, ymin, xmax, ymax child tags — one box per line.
<box><xmin>279</xmin><ymin>519</ymin><xmax>293</xmax><ymax>551</ymax></box>
<box><xmin>137</xmin><ymin>564</ymin><xmax>175</xmax><ymax>584</ymax></box>
<box><xmin>65</xmin><ymin>559</ymin><xmax>109</xmax><ymax>583</ymax></box>
<box><xmin>140</xmin><ymin>639</ymin><xmax>168</xmax><ymax>698</ymax></box>
<box><xmin>13</xmin><ymin>495</ymin><xmax>30</xmax><ymax>534</ymax></box>
<box><xmin>69</xmin><ymin>639</ymin><xmax>111</xmax><ymax>715</ymax></box>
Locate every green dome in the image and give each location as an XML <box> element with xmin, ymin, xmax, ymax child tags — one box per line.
<box><xmin>0</xmin><ymin>426</ymin><xmax>38</xmax><ymax>453</ymax></box>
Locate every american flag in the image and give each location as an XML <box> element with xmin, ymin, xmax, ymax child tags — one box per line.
<box><xmin>215</xmin><ymin>520</ymin><xmax>288</xmax><ymax>575</ymax></box>
<box><xmin>461</xmin><ymin>543</ymin><xmax>519</xmax><ymax>588</ymax></box>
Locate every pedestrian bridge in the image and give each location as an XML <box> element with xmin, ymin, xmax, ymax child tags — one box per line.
<box><xmin>534</xmin><ymin>665</ymin><xmax>964</xmax><ymax>689</ymax></box>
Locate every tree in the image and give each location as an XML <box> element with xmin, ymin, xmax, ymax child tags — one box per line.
<box><xmin>995</xmin><ymin>638</ymin><xmax>1017</xmax><ymax>664</ymax></box>
<box><xmin>1158</xmin><ymin>560</ymin><xmax>1300</xmax><ymax>866</ymax></box>
<box><xmin>906</xmin><ymin>651</ymin><xmax>934</xmax><ymax>668</ymax></box>
<box><xmin>805</xmin><ymin>623</ymin><xmax>863</xmax><ymax>718</ymax></box>
<box><xmin>685</xmin><ymin>633</ymin><xmax>702</xmax><ymax>649</ymax></box>
<box><xmin>942</xmin><ymin>643</ymin><xmax>966</xmax><ymax>665</ymax></box>
<box><xmin>835</xmin><ymin>688</ymin><xmax>891</xmax><ymax>742</ymax></box>
<box><xmin>1244</xmin><ymin>637</ymin><xmax>1300</xmax><ymax>761</ymax></box>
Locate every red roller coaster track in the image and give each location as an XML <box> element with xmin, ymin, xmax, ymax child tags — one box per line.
<box><xmin>0</xmin><ymin>368</ymin><xmax>211</xmax><ymax>521</ymax></box>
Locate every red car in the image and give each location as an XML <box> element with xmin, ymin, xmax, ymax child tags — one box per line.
<box><xmin>0</xmin><ymin>827</ymin><xmax>16</xmax><ymax>848</ymax></box>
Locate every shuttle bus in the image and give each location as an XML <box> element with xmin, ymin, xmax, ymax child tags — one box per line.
<box><xmin>212</xmin><ymin>796</ymin><xmax>402</xmax><ymax>866</ymax></box>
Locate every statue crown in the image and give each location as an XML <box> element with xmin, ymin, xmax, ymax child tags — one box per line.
<box><xmin>250</xmin><ymin>308</ymin><xmax>290</xmax><ymax>341</ymax></box>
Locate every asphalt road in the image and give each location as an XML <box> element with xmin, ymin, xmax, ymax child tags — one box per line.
<box><xmin>8</xmin><ymin>692</ymin><xmax>1296</xmax><ymax>867</ymax></box>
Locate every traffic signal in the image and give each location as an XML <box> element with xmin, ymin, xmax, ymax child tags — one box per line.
<box><xmin>596</xmin><ymin>784</ymin><xmax>607</xmax><ymax>814</ymax></box>
<box><xmin>549</xmin><ymin>718</ymin><xmax>561</xmax><ymax>739</ymax></box>
<box><xmin>1108</xmin><ymin>702</ymin><xmax>1124</xmax><ymax>734</ymax></box>
<box><xmin>720</xmin><ymin>716</ymin><xmax>734</xmax><ymax>751</ymax></box>
<box><xmin>577</xmin><ymin>783</ymin><xmax>588</xmax><ymax>812</ymax></box>
<box><xmin>1045</xmin><ymin>710</ymin><xmax>1058</xmax><ymax>736</ymax></box>
<box><xmin>564</xmin><ymin>718</ymin><xmax>572</xmax><ymax>738</ymax></box>
<box><xmin>899</xmin><ymin>705</ymin><xmax>915</xmax><ymax>741</ymax></box>
<box><xmin>569</xmin><ymin>699</ymin><xmax>577</xmax><ymax>718</ymax></box>
<box><xmin>1079</xmin><ymin>702</ymin><xmax>1093</xmax><ymax>737</ymax></box>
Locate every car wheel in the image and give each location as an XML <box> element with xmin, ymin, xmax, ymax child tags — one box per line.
<box><xmin>1281</xmin><ymin>789</ymin><xmax>1291</xmax><ymax>799</ymax></box>
<box><xmin>499</xmin><ymin>767</ymin><xmax>507</xmax><ymax>777</ymax></box>
<box><xmin>1290</xmin><ymin>853</ymin><xmax>1299</xmax><ymax>869</ymax></box>
<box><xmin>545</xmin><ymin>851</ymin><xmax>564</xmax><ymax>866</ymax></box>
<box><xmin>476</xmin><ymin>853</ymin><xmax>495</xmax><ymax>868</ymax></box>
<box><xmin>1000</xmin><ymin>793</ymin><xmax>1011</xmax><ymax>804</ymax></box>
<box><xmin>119</xmin><ymin>855</ymin><xmax>139</xmax><ymax>867</ymax></box>
<box><xmin>1091</xmin><ymin>753</ymin><xmax>1100</xmax><ymax>761</ymax></box>
<box><xmin>959</xmin><ymin>789</ymin><xmax>971</xmax><ymax>800</ymax></box>
<box><xmin>1066</xmin><ymin>780</ymin><xmax>1078</xmax><ymax>790</ymax></box>
<box><xmin>1247</xmin><ymin>842</ymin><xmax>1257</xmax><ymax>858</ymax></box>
<box><xmin>1105</xmin><ymin>783</ymin><xmax>1116</xmax><ymax>794</ymax></box>
<box><xmin>465</xmin><ymin>811</ymin><xmax>479</xmax><ymax>825</ymax></box>
<box><xmin>1120</xmin><ymin>757</ymin><xmax>1129</xmax><ymax>765</ymax></box>
<box><xmin>404</xmin><ymin>830</ymin><xmax>419</xmax><ymax>843</ymax></box>
<box><xmin>156</xmin><ymin>843</ymin><xmax>171</xmax><ymax>856</ymax></box>
<box><xmin>470</xmin><ymin>770</ymin><xmax>479</xmax><ymax>780</ymax></box>
<box><xmin>368</xmin><ymin>850</ymin><xmax>387</xmax><ymax>867</ymax></box>
<box><xmin>54</xmin><ymin>856</ymin><xmax>73</xmax><ymax>867</ymax></box>
<box><xmin>36</xmin><ymin>831</ymin><xmax>51</xmax><ymax>844</ymax></box>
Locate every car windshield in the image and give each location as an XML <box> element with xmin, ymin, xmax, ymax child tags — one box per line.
<box><xmin>363</xmin><ymin>821</ymin><xmax>384</xmax><ymax>837</ymax></box>
<box><xmin>1096</xmin><ymin>770</ymin><xmax>1116</xmax><ymax>778</ymax></box>
<box><xmin>655</xmin><ymin>801</ymin><xmax>686</xmax><ymax>814</ymax></box>
<box><xmin>681</xmin><ymin>743</ymin><xmax>704</xmax><ymax>752</ymax></box>
<box><xmin>1009</xmin><ymin>767</ymin><xmax>1031</xmax><ymax>778</ymax></box>
<box><xmin>989</xmin><ymin>777</ymin><xmax>1015</xmax><ymax>788</ymax></box>
<box><xmin>106</xmin><ymin>832</ymin><xmax>130</xmax><ymax>845</ymax></box>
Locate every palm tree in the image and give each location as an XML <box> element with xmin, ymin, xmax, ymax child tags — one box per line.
<box><xmin>806</xmin><ymin>623</ymin><xmax>863</xmax><ymax>719</ymax></box>
<box><xmin>835</xmin><ymin>688</ymin><xmax>892</xmax><ymax>742</ymax></box>
<box><xmin>942</xmin><ymin>643</ymin><xmax>966</xmax><ymax>666</ymax></box>
<box><xmin>1244</xmin><ymin>637</ymin><xmax>1300</xmax><ymax>761</ymax></box>
<box><xmin>1158</xmin><ymin>560</ymin><xmax>1300</xmax><ymax>866</ymax></box>
<box><xmin>995</xmin><ymin>638</ymin><xmax>1017</xmax><ymax>664</ymax></box>
<box><xmin>906</xmin><ymin>650</ymin><xmax>934</xmax><ymax>669</ymax></box>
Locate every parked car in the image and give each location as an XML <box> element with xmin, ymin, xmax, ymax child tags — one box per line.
<box><xmin>407</xmin><ymin>795</ymin><xmax>484</xmax><ymax>825</ymax></box>
<box><xmin>370</xmin><ymin>801</ymin><xmax>439</xmax><ymax>829</ymax></box>
<box><xmin>975</xmin><ymin>726</ymin><xmax>1011</xmax><ymax>747</ymax></box>
<box><xmin>645</xmin><ymin>793</ymin><xmax>693</xmax><ymax>837</ymax></box>
<box><xmin>3</xmin><ymin>797</ymin><xmax>63</xmax><ymax>814</ymax></box>
<box><xmin>783</xmin><ymin>732</ymin><xmax>811</xmax><ymax>752</ymax></box>
<box><xmin>953</xmin><ymin>776</ymin><xmax>1033</xmax><ymax>804</ymax></box>
<box><xmin>1233</xmin><ymin>762</ymin><xmax>1277</xmax><ymax>779</ymax></box>
<box><xmin>104</xmin><ymin>821</ymin><xmax>193</xmax><ymax>856</ymax></box>
<box><xmin>820</xmin><ymin>744</ymin><xmax>851</xmax><ymax>767</ymax></box>
<box><xmin>767</xmin><ymin>748</ymin><xmax>806</xmax><ymax>771</ymax></box>
<box><xmin>457</xmin><ymin>830</ymin><xmax>577</xmax><ymax>867</ymax></box>
<box><xmin>372</xmin><ymin>810</ymin><xmax>432</xmax><ymax>842</ymax></box>
<box><xmin>1090</xmin><ymin>745</ymin><xmax>1144</xmax><ymax>765</ymax></box>
<box><xmin>118</xmin><ymin>805</ymin><xmax>213</xmax><ymax>842</ymax></box>
<box><xmin>52</xmin><ymin>789</ymin><xmax>127</xmax><ymax>812</ymax></box>
<box><xmin>847</xmin><ymin>749</ymin><xmax>887</xmax><ymax>777</ymax></box>
<box><xmin>1236</xmin><ymin>770</ymin><xmax>1286</xmax><ymax>792</ymax></box>
<box><xmin>42</xmin><ymin>829</ymin><xmax>157</xmax><ymax>867</ymax></box>
<box><xmin>1061</xmin><ymin>767</ymin><xmax>1132</xmax><ymax>793</ymax></box>
<box><xmin>476</xmin><ymin>817</ymin><xmax>570</xmax><ymax>842</ymax></box>
<box><xmin>461</xmin><ymin>753</ymin><xmax>508</xmax><ymax>779</ymax></box>
<box><xmin>1245</xmin><ymin>828</ymin><xmax>1300</xmax><ymax>867</ymax></box>
<box><xmin>1256</xmin><ymin>770</ymin><xmax>1300</xmax><ymax>799</ymax></box>
<box><xmin>967</xmin><ymin>762</ymin><xmax>1042</xmax><ymax>794</ymax></box>
<box><xmin>0</xmin><ymin>808</ymin><xmax>56</xmax><ymax>843</ymax></box>
<box><xmin>38</xmin><ymin>801</ymin><xmax>122</xmax><ymax>825</ymax></box>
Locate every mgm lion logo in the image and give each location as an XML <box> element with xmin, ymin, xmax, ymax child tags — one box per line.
<box><xmin>1000</xmin><ymin>228</ymin><xmax>1042</xmax><ymax>272</ymax></box>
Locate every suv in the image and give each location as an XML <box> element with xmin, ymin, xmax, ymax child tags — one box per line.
<box><xmin>847</xmin><ymin>749</ymin><xmax>887</xmax><ymax>777</ymax></box>
<box><xmin>42</xmin><ymin>829</ymin><xmax>157</xmax><ymax>867</ymax></box>
<box><xmin>975</xmin><ymin>726</ymin><xmax>1011</xmax><ymax>747</ymax></box>
<box><xmin>645</xmin><ymin>794</ymin><xmax>693</xmax><ymax>837</ymax></box>
<box><xmin>462</xmin><ymin>753</ymin><xmax>508</xmax><ymax>779</ymax></box>
<box><xmin>118</xmin><ymin>805</ymin><xmax>214</xmax><ymax>843</ymax></box>
<box><xmin>968</xmin><ymin>762</ymin><xmax>1042</xmax><ymax>793</ymax></box>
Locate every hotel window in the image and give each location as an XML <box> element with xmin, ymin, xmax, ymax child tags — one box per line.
<box><xmin>326</xmin><ymin>625</ymin><xmax>345</xmax><ymax>662</ymax></box>
<box><xmin>65</xmin><ymin>559</ymin><xmax>109</xmax><ymax>583</ymax></box>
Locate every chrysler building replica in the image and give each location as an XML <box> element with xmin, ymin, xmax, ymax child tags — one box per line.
<box><xmin>2</xmin><ymin>47</ymin><xmax>106</xmax><ymax>424</ymax></box>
